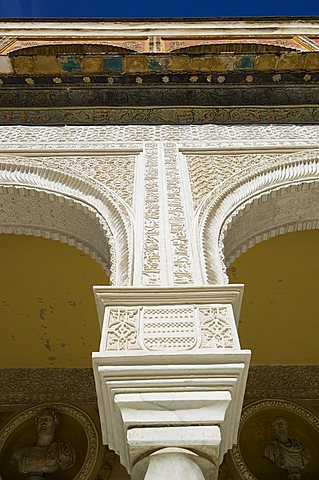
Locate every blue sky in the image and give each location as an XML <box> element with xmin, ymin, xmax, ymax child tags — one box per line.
<box><xmin>0</xmin><ymin>0</ymin><xmax>318</xmax><ymax>18</ymax></box>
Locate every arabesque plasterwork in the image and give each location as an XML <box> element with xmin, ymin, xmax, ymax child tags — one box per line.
<box><xmin>1</xmin><ymin>125</ymin><xmax>319</xmax><ymax>286</ymax></box>
<box><xmin>142</xmin><ymin>143</ymin><xmax>162</xmax><ymax>285</ymax></box>
<box><xmin>199</xmin><ymin>150</ymin><xmax>319</xmax><ymax>283</ymax></box>
<box><xmin>1</xmin><ymin>124</ymin><xmax>319</xmax><ymax>147</ymax></box>
<box><xmin>245</xmin><ymin>365</ymin><xmax>319</xmax><ymax>401</ymax></box>
<box><xmin>0</xmin><ymin>185</ymin><xmax>111</xmax><ymax>272</ymax></box>
<box><xmin>222</xmin><ymin>180</ymin><xmax>319</xmax><ymax>266</ymax></box>
<box><xmin>163</xmin><ymin>143</ymin><xmax>194</xmax><ymax>284</ymax></box>
<box><xmin>2</xmin><ymin>17</ymin><xmax>319</xmax><ymax>480</ymax></box>
<box><xmin>101</xmin><ymin>304</ymin><xmax>237</xmax><ymax>352</ymax></box>
<box><xmin>186</xmin><ymin>152</ymin><xmax>277</xmax><ymax>212</ymax></box>
<box><xmin>0</xmin><ymin>156</ymin><xmax>133</xmax><ymax>285</ymax></box>
<box><xmin>40</xmin><ymin>154</ymin><xmax>137</xmax><ymax>207</ymax></box>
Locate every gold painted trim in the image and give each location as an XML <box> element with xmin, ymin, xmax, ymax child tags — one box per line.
<box><xmin>0</xmin><ymin>37</ymin><xmax>17</xmax><ymax>55</ymax></box>
<box><xmin>294</xmin><ymin>35</ymin><xmax>319</xmax><ymax>51</ymax></box>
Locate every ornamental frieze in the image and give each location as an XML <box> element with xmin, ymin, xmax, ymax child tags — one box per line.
<box><xmin>2</xmin><ymin>105</ymin><xmax>319</xmax><ymax>125</ymax></box>
<box><xmin>0</xmin><ymin>124</ymin><xmax>319</xmax><ymax>145</ymax></box>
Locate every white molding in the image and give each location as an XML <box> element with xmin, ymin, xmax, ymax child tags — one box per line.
<box><xmin>0</xmin><ymin>185</ymin><xmax>111</xmax><ymax>273</ymax></box>
<box><xmin>93</xmin><ymin>351</ymin><xmax>250</xmax><ymax>473</ymax></box>
<box><xmin>178</xmin><ymin>149</ymin><xmax>205</xmax><ymax>284</ymax></box>
<box><xmin>200</xmin><ymin>150</ymin><xmax>319</xmax><ymax>284</ymax></box>
<box><xmin>1</xmin><ymin>19</ymin><xmax>319</xmax><ymax>37</ymax></box>
<box><xmin>2</xmin><ymin>125</ymin><xmax>319</xmax><ymax>150</ymax></box>
<box><xmin>0</xmin><ymin>157</ymin><xmax>133</xmax><ymax>285</ymax></box>
<box><xmin>133</xmin><ymin>151</ymin><xmax>146</xmax><ymax>285</ymax></box>
<box><xmin>222</xmin><ymin>181</ymin><xmax>319</xmax><ymax>266</ymax></box>
<box><xmin>93</xmin><ymin>285</ymin><xmax>250</xmax><ymax>474</ymax></box>
<box><xmin>93</xmin><ymin>285</ymin><xmax>244</xmax><ymax>325</ymax></box>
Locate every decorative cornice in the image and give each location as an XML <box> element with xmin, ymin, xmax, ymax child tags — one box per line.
<box><xmin>1</xmin><ymin>42</ymin><xmax>319</xmax><ymax>125</ymax></box>
<box><xmin>1</xmin><ymin>19</ymin><xmax>319</xmax><ymax>33</ymax></box>
<box><xmin>1</xmin><ymin>19</ymin><xmax>319</xmax><ymax>35</ymax></box>
<box><xmin>0</xmin><ymin>73</ymin><xmax>318</xmax><ymax>90</ymax></box>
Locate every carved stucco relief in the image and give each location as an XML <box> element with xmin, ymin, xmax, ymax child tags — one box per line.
<box><xmin>222</xmin><ymin>181</ymin><xmax>319</xmax><ymax>266</ymax></box>
<box><xmin>1</xmin><ymin>125</ymin><xmax>319</xmax><ymax>287</ymax></box>
<box><xmin>185</xmin><ymin>152</ymin><xmax>271</xmax><ymax>211</ymax></box>
<box><xmin>0</xmin><ymin>157</ymin><xmax>133</xmax><ymax>285</ymax></box>
<box><xmin>0</xmin><ymin>185</ymin><xmax>111</xmax><ymax>272</ymax></box>
<box><xmin>186</xmin><ymin>150</ymin><xmax>319</xmax><ymax>213</ymax></box>
<box><xmin>0</xmin><ymin>153</ymin><xmax>137</xmax><ymax>207</ymax></box>
<box><xmin>163</xmin><ymin>143</ymin><xmax>194</xmax><ymax>284</ymax></box>
<box><xmin>101</xmin><ymin>304</ymin><xmax>237</xmax><ymax>352</ymax></box>
<box><xmin>104</xmin><ymin>307</ymin><xmax>140</xmax><ymax>351</ymax></box>
<box><xmin>40</xmin><ymin>155</ymin><xmax>137</xmax><ymax>207</ymax></box>
<box><xmin>142</xmin><ymin>143</ymin><xmax>162</xmax><ymax>285</ymax></box>
<box><xmin>199</xmin><ymin>150</ymin><xmax>319</xmax><ymax>284</ymax></box>
<box><xmin>141</xmin><ymin>142</ymin><xmax>197</xmax><ymax>286</ymax></box>
<box><xmin>1</xmin><ymin>124</ymin><xmax>319</xmax><ymax>146</ymax></box>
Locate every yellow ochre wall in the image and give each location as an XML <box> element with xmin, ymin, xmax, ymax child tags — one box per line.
<box><xmin>0</xmin><ymin>234</ymin><xmax>108</xmax><ymax>368</ymax></box>
<box><xmin>228</xmin><ymin>230</ymin><xmax>319</xmax><ymax>365</ymax></box>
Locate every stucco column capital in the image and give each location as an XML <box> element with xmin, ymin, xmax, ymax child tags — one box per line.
<box><xmin>93</xmin><ymin>285</ymin><xmax>250</xmax><ymax>475</ymax></box>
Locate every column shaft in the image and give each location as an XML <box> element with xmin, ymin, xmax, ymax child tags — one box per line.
<box><xmin>145</xmin><ymin>451</ymin><xmax>205</xmax><ymax>480</ymax></box>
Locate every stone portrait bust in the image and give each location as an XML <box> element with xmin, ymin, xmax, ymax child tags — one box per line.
<box><xmin>264</xmin><ymin>416</ymin><xmax>311</xmax><ymax>480</ymax></box>
<box><xmin>11</xmin><ymin>408</ymin><xmax>76</xmax><ymax>479</ymax></box>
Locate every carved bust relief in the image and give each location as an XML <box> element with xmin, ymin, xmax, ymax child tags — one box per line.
<box><xmin>0</xmin><ymin>404</ymin><xmax>101</xmax><ymax>480</ymax></box>
<box><xmin>229</xmin><ymin>400</ymin><xmax>319</xmax><ymax>480</ymax></box>
<box><xmin>11</xmin><ymin>408</ymin><xmax>75</xmax><ymax>478</ymax></box>
<box><xmin>264</xmin><ymin>416</ymin><xmax>311</xmax><ymax>479</ymax></box>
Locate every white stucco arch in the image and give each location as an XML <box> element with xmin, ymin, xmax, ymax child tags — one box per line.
<box><xmin>199</xmin><ymin>151</ymin><xmax>319</xmax><ymax>284</ymax></box>
<box><xmin>0</xmin><ymin>157</ymin><xmax>133</xmax><ymax>285</ymax></box>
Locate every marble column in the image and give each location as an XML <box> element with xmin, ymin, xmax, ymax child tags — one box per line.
<box><xmin>143</xmin><ymin>449</ymin><xmax>206</xmax><ymax>480</ymax></box>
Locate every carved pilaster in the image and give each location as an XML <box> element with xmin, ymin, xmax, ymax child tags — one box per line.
<box><xmin>142</xmin><ymin>143</ymin><xmax>162</xmax><ymax>285</ymax></box>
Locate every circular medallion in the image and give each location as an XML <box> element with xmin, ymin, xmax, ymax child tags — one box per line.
<box><xmin>0</xmin><ymin>403</ymin><xmax>100</xmax><ymax>480</ymax></box>
<box><xmin>230</xmin><ymin>400</ymin><xmax>319</xmax><ymax>480</ymax></box>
